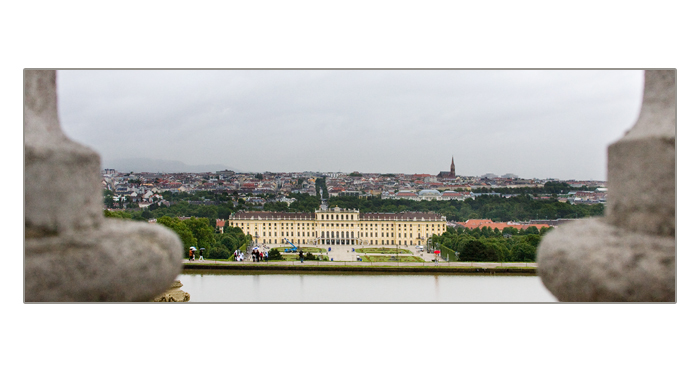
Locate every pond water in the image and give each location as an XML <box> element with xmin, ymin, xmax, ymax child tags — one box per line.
<box><xmin>178</xmin><ymin>270</ymin><xmax>557</xmax><ymax>303</ymax></box>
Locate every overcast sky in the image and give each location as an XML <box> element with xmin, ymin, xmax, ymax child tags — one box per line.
<box><xmin>56</xmin><ymin>69</ymin><xmax>644</xmax><ymax>180</ymax></box>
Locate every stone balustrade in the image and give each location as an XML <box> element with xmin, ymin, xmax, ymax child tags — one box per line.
<box><xmin>24</xmin><ymin>70</ymin><xmax>183</xmax><ymax>302</ymax></box>
<box><xmin>537</xmin><ymin>70</ymin><xmax>676</xmax><ymax>302</ymax></box>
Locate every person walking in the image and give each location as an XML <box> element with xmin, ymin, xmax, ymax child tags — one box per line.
<box><xmin>188</xmin><ymin>248</ymin><xmax>194</xmax><ymax>262</ymax></box>
<box><xmin>299</xmin><ymin>249</ymin><xmax>304</xmax><ymax>263</ymax></box>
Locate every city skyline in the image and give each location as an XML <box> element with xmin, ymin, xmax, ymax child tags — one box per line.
<box><xmin>56</xmin><ymin>69</ymin><xmax>645</xmax><ymax>180</ymax></box>
<box><xmin>101</xmin><ymin>159</ymin><xmax>594</xmax><ymax>182</ymax></box>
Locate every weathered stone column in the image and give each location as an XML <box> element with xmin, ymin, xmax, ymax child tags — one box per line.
<box><xmin>537</xmin><ymin>70</ymin><xmax>676</xmax><ymax>302</ymax></box>
<box><xmin>24</xmin><ymin>70</ymin><xmax>183</xmax><ymax>302</ymax></box>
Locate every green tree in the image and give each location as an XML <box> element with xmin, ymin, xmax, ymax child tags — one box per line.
<box><xmin>103</xmin><ymin>189</ymin><xmax>115</xmax><ymax>208</ymax></box>
<box><xmin>510</xmin><ymin>242</ymin><xmax>537</xmax><ymax>262</ymax></box>
<box><xmin>220</xmin><ymin>235</ymin><xmax>237</xmax><ymax>251</ymax></box>
<box><xmin>184</xmin><ymin>218</ymin><xmax>216</xmax><ymax>250</ymax></box>
<box><xmin>457</xmin><ymin>239</ymin><xmax>501</xmax><ymax>262</ymax></box>
<box><xmin>104</xmin><ymin>210</ymin><xmax>132</xmax><ymax>219</ymax></box>
<box><xmin>208</xmin><ymin>247</ymin><xmax>230</xmax><ymax>260</ymax></box>
<box><xmin>267</xmin><ymin>248</ymin><xmax>283</xmax><ymax>260</ymax></box>
<box><xmin>157</xmin><ymin>216</ymin><xmax>197</xmax><ymax>257</ymax></box>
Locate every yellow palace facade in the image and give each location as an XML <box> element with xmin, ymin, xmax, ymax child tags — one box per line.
<box><xmin>228</xmin><ymin>206</ymin><xmax>447</xmax><ymax>247</ymax></box>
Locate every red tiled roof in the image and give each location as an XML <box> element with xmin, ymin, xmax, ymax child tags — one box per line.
<box><xmin>457</xmin><ymin>219</ymin><xmax>550</xmax><ymax>231</ymax></box>
<box><xmin>458</xmin><ymin>220</ymin><xmax>492</xmax><ymax>229</ymax></box>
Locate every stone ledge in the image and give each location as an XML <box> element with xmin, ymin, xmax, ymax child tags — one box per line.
<box><xmin>182</xmin><ymin>263</ymin><xmax>537</xmax><ymax>275</ymax></box>
<box><xmin>152</xmin><ymin>280</ymin><xmax>190</xmax><ymax>302</ymax></box>
<box><xmin>25</xmin><ymin>219</ymin><xmax>183</xmax><ymax>302</ymax></box>
<box><xmin>537</xmin><ymin>218</ymin><xmax>675</xmax><ymax>302</ymax></box>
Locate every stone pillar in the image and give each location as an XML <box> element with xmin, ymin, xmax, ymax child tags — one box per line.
<box><xmin>537</xmin><ymin>70</ymin><xmax>676</xmax><ymax>302</ymax></box>
<box><xmin>24</xmin><ymin>70</ymin><xmax>183</xmax><ymax>302</ymax></box>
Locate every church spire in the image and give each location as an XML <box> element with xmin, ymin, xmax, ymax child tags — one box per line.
<box><xmin>450</xmin><ymin>156</ymin><xmax>455</xmax><ymax>177</ymax></box>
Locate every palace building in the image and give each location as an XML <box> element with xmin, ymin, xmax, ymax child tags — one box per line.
<box><xmin>228</xmin><ymin>206</ymin><xmax>447</xmax><ymax>247</ymax></box>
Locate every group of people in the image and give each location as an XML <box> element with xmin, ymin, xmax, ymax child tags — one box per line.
<box><xmin>188</xmin><ymin>247</ymin><xmax>204</xmax><ymax>261</ymax></box>
<box><xmin>251</xmin><ymin>248</ymin><xmax>268</xmax><ymax>262</ymax></box>
<box><xmin>229</xmin><ymin>249</ymin><xmax>243</xmax><ymax>262</ymax></box>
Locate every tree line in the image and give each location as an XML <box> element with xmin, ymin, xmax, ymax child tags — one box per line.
<box><xmin>325</xmin><ymin>194</ymin><xmax>603</xmax><ymax>222</ymax></box>
<box><xmin>432</xmin><ymin>225</ymin><xmax>554</xmax><ymax>262</ymax></box>
<box><xmin>470</xmin><ymin>181</ymin><xmax>598</xmax><ymax>195</ymax></box>
<box><xmin>106</xmin><ymin>179</ymin><xmax>603</xmax><ymax>225</ymax></box>
<box><xmin>104</xmin><ymin>210</ymin><xmax>249</xmax><ymax>259</ymax></box>
<box><xmin>110</xmin><ymin>192</ymin><xmax>603</xmax><ymax>226</ymax></box>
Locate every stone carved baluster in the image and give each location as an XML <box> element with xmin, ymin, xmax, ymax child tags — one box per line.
<box><xmin>537</xmin><ymin>70</ymin><xmax>676</xmax><ymax>302</ymax></box>
<box><xmin>24</xmin><ymin>70</ymin><xmax>182</xmax><ymax>302</ymax></box>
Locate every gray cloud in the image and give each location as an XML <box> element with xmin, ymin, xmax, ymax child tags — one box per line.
<box><xmin>56</xmin><ymin>69</ymin><xmax>644</xmax><ymax>179</ymax></box>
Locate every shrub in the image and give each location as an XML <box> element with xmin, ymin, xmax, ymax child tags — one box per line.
<box><xmin>267</xmin><ymin>248</ymin><xmax>283</xmax><ymax>261</ymax></box>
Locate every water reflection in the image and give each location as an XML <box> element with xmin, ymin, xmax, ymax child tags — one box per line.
<box><xmin>177</xmin><ymin>271</ymin><xmax>557</xmax><ymax>303</ymax></box>
<box><xmin>433</xmin><ymin>275</ymin><xmax>440</xmax><ymax>301</ymax></box>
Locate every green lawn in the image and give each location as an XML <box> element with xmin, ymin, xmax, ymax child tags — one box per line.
<box><xmin>275</xmin><ymin>247</ymin><xmax>325</xmax><ymax>253</ymax></box>
<box><xmin>279</xmin><ymin>253</ymin><xmax>328</xmax><ymax>261</ymax></box>
<box><xmin>360</xmin><ymin>255</ymin><xmax>425</xmax><ymax>263</ymax></box>
<box><xmin>355</xmin><ymin>248</ymin><xmax>412</xmax><ymax>254</ymax></box>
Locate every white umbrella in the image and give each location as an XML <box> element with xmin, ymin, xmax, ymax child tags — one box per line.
<box><xmin>190</xmin><ymin>246</ymin><xmax>196</xmax><ymax>251</ymax></box>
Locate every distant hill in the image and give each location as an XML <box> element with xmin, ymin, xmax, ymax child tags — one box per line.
<box><xmin>103</xmin><ymin>158</ymin><xmax>243</xmax><ymax>173</ymax></box>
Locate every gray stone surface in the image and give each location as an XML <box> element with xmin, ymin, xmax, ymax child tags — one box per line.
<box><xmin>24</xmin><ymin>71</ymin><xmax>104</xmax><ymax>237</ymax></box>
<box><xmin>24</xmin><ymin>70</ymin><xmax>183</xmax><ymax>302</ymax></box>
<box><xmin>25</xmin><ymin>219</ymin><xmax>183</xmax><ymax>302</ymax></box>
<box><xmin>152</xmin><ymin>280</ymin><xmax>190</xmax><ymax>302</ymax></box>
<box><xmin>537</xmin><ymin>219</ymin><xmax>675</xmax><ymax>302</ymax></box>
<box><xmin>537</xmin><ymin>70</ymin><xmax>676</xmax><ymax>302</ymax></box>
